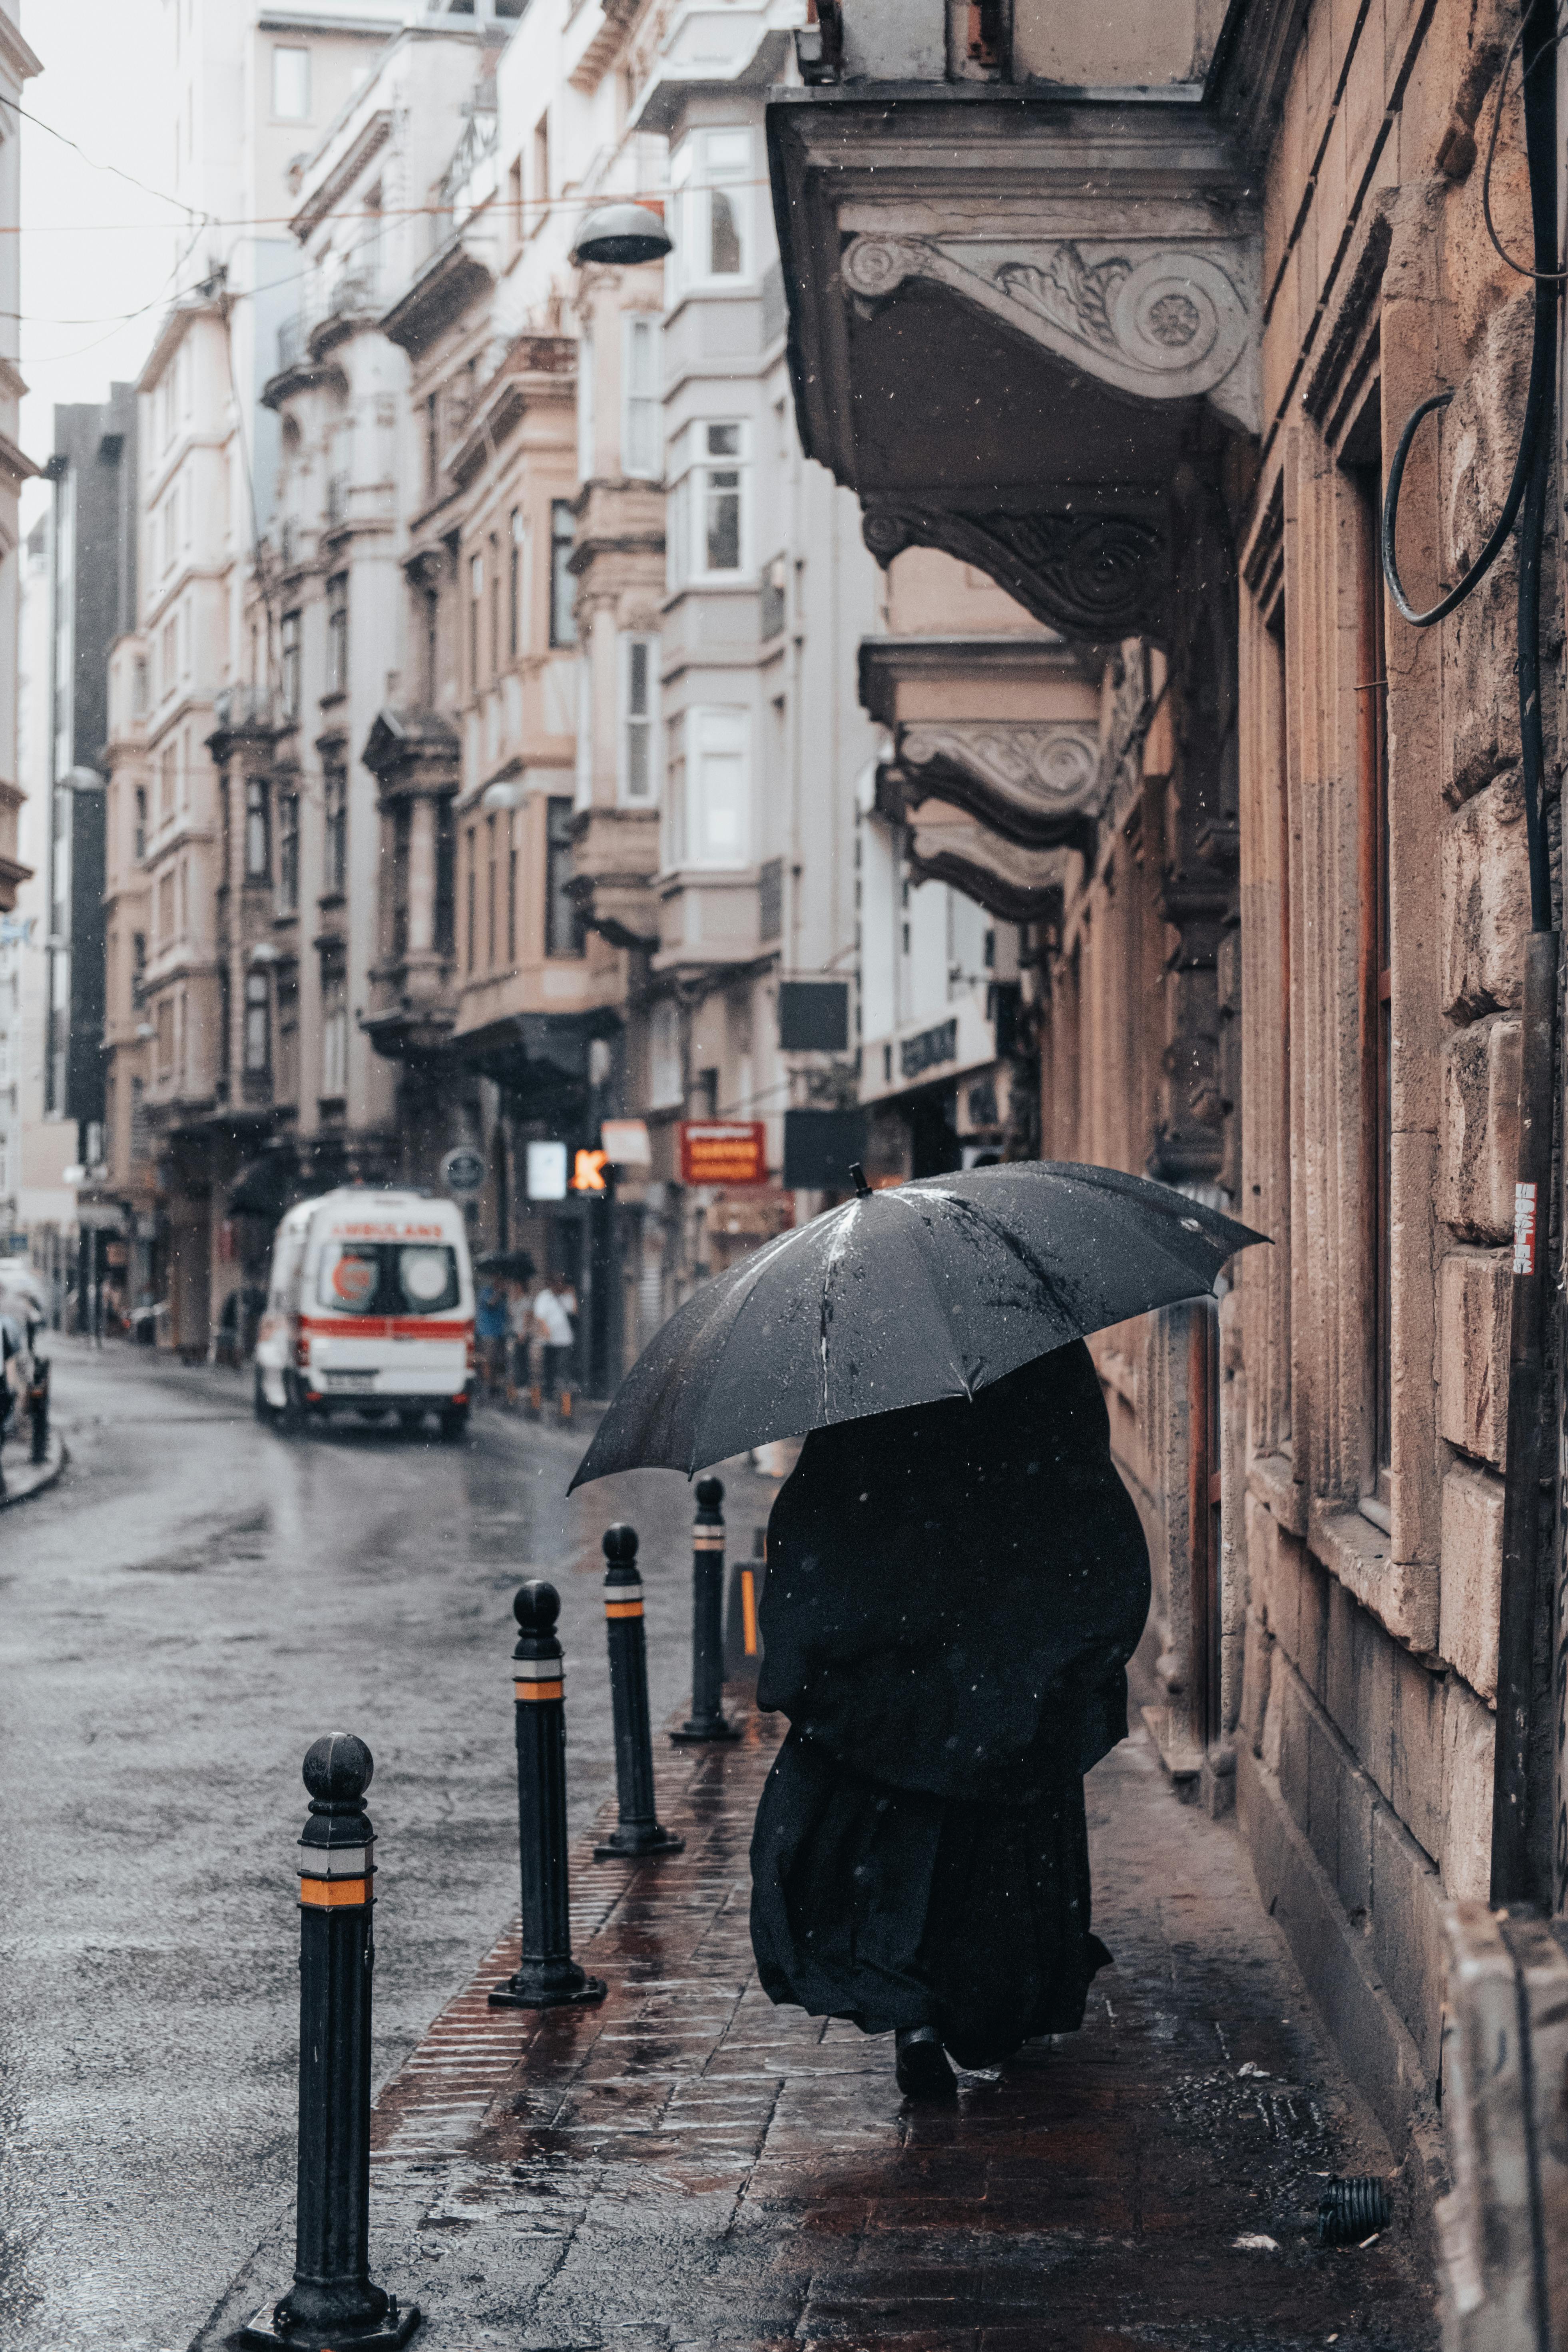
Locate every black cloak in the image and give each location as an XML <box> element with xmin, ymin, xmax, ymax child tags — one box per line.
<box><xmin>748</xmin><ymin>1339</ymin><xmax>1150</xmax><ymax>2067</ymax></box>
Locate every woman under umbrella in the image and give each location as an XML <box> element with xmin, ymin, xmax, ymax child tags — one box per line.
<box><xmin>749</xmin><ymin>1335</ymin><xmax>1150</xmax><ymax>2099</ymax></box>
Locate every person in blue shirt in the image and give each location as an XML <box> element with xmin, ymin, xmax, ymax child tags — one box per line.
<box><xmin>474</xmin><ymin>1277</ymin><xmax>510</xmax><ymax>1400</ymax></box>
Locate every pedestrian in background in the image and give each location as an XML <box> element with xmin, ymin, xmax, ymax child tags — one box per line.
<box><xmin>474</xmin><ymin>1274</ymin><xmax>510</xmax><ymax>1401</ymax></box>
<box><xmin>749</xmin><ymin>1339</ymin><xmax>1150</xmax><ymax>2100</ymax></box>
<box><xmin>506</xmin><ymin>1278</ymin><xmax>531</xmax><ymax>1408</ymax></box>
<box><xmin>529</xmin><ymin>1272</ymin><xmax>577</xmax><ymax>1422</ymax></box>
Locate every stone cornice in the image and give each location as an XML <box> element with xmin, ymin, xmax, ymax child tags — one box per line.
<box><xmin>858</xmin><ymin>633</ymin><xmax>1079</xmax><ymax>725</ymax></box>
<box><xmin>293</xmin><ymin>109</ymin><xmax>393</xmax><ymax>240</ymax></box>
<box><xmin>0</xmin><ymin>10</ymin><xmax>43</xmax><ymax>84</ymax></box>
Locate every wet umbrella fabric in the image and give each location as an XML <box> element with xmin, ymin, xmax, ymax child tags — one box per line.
<box><xmin>569</xmin><ymin>1160</ymin><xmax>1265</xmax><ymax>1489</ymax></box>
<box><xmin>749</xmin><ymin>1339</ymin><xmax>1149</xmax><ymax>2067</ymax></box>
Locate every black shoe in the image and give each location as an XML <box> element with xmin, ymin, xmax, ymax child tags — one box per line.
<box><xmin>895</xmin><ymin>2026</ymin><xmax>957</xmax><ymax>2100</ymax></box>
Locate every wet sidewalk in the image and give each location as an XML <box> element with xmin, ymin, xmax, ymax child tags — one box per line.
<box><xmin>198</xmin><ymin>1693</ymin><xmax>1438</xmax><ymax>2351</ymax></box>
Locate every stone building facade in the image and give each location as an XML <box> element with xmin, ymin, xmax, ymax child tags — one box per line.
<box><xmin>769</xmin><ymin>0</ymin><xmax>1566</xmax><ymax>2215</ymax></box>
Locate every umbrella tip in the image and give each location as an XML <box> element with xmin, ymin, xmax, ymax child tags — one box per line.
<box><xmin>849</xmin><ymin>1162</ymin><xmax>872</xmax><ymax>1198</ymax></box>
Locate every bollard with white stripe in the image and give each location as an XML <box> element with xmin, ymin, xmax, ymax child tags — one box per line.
<box><xmin>240</xmin><ymin>1734</ymin><xmax>419</xmax><ymax>2351</ymax></box>
<box><xmin>671</xmin><ymin>1476</ymin><xmax>740</xmax><ymax>1744</ymax></box>
<box><xmin>594</xmin><ymin>1523</ymin><xmax>683</xmax><ymax>1861</ymax></box>
<box><xmin>489</xmin><ymin>1580</ymin><xmax>606</xmax><ymax>2010</ymax></box>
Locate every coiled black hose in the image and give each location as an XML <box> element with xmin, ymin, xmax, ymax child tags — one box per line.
<box><xmin>1380</xmin><ymin>0</ymin><xmax>1557</xmax><ymax>932</ymax></box>
<box><xmin>1317</xmin><ymin>2175</ymin><xmax>1393</xmax><ymax>2246</ymax></box>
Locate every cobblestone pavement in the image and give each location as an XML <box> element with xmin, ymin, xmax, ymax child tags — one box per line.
<box><xmin>198</xmin><ymin>1688</ymin><xmax>1438</xmax><ymax>2351</ymax></box>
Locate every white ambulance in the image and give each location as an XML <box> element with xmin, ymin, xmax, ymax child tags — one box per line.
<box><xmin>253</xmin><ymin>1187</ymin><xmax>475</xmax><ymax>1440</ymax></box>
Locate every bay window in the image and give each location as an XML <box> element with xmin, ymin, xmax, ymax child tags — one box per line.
<box><xmin>668</xmin><ymin>423</ymin><xmax>749</xmax><ymax>587</ymax></box>
<box><xmin>682</xmin><ymin>707</ymin><xmax>749</xmax><ymax>869</ymax></box>
<box><xmin>671</xmin><ymin>128</ymin><xmax>753</xmax><ymax>293</ymax></box>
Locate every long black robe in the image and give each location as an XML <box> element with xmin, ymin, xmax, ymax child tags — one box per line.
<box><xmin>748</xmin><ymin>1339</ymin><xmax>1150</xmax><ymax>2069</ymax></box>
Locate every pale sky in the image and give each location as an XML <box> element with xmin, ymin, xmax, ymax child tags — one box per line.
<box><xmin>16</xmin><ymin>0</ymin><xmax>182</xmax><ymax>524</ymax></box>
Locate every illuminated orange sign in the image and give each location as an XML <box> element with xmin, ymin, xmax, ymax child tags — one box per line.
<box><xmin>572</xmin><ymin>1148</ymin><xmax>609</xmax><ymax>1193</ymax></box>
<box><xmin>679</xmin><ymin>1122</ymin><xmax>768</xmax><ymax>1187</ymax></box>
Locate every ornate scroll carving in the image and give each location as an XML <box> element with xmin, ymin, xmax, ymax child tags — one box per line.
<box><xmin>864</xmin><ymin>506</ymin><xmax>1165</xmax><ymax>641</ymax></box>
<box><xmin>842</xmin><ymin>233</ymin><xmax>1257</xmax><ymax>433</ymax></box>
<box><xmin>896</xmin><ymin>721</ymin><xmax>1105</xmax><ymax>851</ymax></box>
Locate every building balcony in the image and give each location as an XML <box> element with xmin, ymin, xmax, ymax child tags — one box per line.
<box><xmin>766</xmin><ymin>50</ymin><xmax>1266</xmax><ymax>644</ymax></box>
<box><xmin>568</xmin><ymin>806</ymin><xmax>660</xmax><ymax>953</ymax></box>
<box><xmin>653</xmin><ymin>866</ymin><xmax>762</xmax><ymax>976</ymax></box>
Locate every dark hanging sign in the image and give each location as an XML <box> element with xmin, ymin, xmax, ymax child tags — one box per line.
<box><xmin>899</xmin><ymin>1018</ymin><xmax>958</xmax><ymax>1082</ymax></box>
<box><xmin>783</xmin><ymin>1108</ymin><xmax>868</xmax><ymax>1192</ymax></box>
<box><xmin>778</xmin><ymin>981</ymin><xmax>849</xmax><ymax>1053</ymax></box>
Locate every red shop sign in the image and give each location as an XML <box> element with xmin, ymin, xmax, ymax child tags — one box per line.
<box><xmin>679</xmin><ymin>1121</ymin><xmax>768</xmax><ymax>1188</ymax></box>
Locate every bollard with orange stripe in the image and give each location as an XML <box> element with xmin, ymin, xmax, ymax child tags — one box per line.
<box><xmin>672</xmin><ymin>1476</ymin><xmax>740</xmax><ymax>1744</ymax></box>
<box><xmin>594</xmin><ymin>1524</ymin><xmax>683</xmax><ymax>1862</ymax></box>
<box><xmin>489</xmin><ymin>1581</ymin><xmax>606</xmax><ymax>2010</ymax></box>
<box><xmin>240</xmin><ymin>1734</ymin><xmax>419</xmax><ymax>2350</ymax></box>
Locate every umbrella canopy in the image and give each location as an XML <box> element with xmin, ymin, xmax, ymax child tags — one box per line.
<box><xmin>570</xmin><ymin>1159</ymin><xmax>1266</xmax><ymax>1490</ymax></box>
<box><xmin>475</xmin><ymin>1248</ymin><xmax>536</xmax><ymax>1283</ymax></box>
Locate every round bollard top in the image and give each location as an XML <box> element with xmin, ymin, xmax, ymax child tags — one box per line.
<box><xmin>303</xmin><ymin>1731</ymin><xmax>373</xmax><ymax>1806</ymax></box>
<box><xmin>514</xmin><ymin>1577</ymin><xmax>561</xmax><ymax>1633</ymax></box>
<box><xmin>603</xmin><ymin>1522</ymin><xmax>638</xmax><ymax>1565</ymax></box>
<box><xmin>695</xmin><ymin>1476</ymin><xmax>724</xmax><ymax>1513</ymax></box>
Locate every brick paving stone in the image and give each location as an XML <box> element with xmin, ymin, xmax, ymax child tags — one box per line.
<box><xmin>197</xmin><ymin>1688</ymin><xmax>1438</xmax><ymax>2352</ymax></box>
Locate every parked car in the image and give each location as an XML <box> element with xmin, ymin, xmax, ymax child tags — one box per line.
<box><xmin>253</xmin><ymin>1188</ymin><xmax>475</xmax><ymax>1441</ymax></box>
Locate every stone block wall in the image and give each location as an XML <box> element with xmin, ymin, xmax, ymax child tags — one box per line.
<box><xmin>1232</xmin><ymin>0</ymin><xmax>1547</xmax><ymax>2173</ymax></box>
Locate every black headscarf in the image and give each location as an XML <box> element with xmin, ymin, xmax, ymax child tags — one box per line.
<box><xmin>757</xmin><ymin>1338</ymin><xmax>1151</xmax><ymax>1801</ymax></box>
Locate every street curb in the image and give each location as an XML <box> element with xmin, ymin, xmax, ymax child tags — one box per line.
<box><xmin>0</xmin><ymin>1431</ymin><xmax>66</xmax><ymax>1506</ymax></box>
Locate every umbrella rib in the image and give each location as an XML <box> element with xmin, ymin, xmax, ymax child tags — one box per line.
<box><xmin>685</xmin><ymin>1205</ymin><xmax>853</xmax><ymax>1469</ymax></box>
<box><xmin>877</xmin><ymin>1190</ymin><xmax>981</xmax><ymax>1397</ymax></box>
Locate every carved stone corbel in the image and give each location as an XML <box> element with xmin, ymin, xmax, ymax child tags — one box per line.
<box><xmin>842</xmin><ymin>232</ymin><xmax>1259</xmax><ymax>435</ymax></box>
<box><xmin>896</xmin><ymin>795</ymin><xmax>1078</xmax><ymax>925</ymax></box>
<box><xmin>896</xmin><ymin>720</ymin><xmax>1105</xmax><ymax>853</ymax></box>
<box><xmin>863</xmin><ymin>504</ymin><xmax>1166</xmax><ymax>642</ymax></box>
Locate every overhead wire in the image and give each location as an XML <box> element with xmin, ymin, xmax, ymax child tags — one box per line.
<box><xmin>0</xmin><ymin>88</ymin><xmax>209</xmax><ymax>225</ymax></box>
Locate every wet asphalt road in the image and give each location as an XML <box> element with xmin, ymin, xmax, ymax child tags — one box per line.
<box><xmin>0</xmin><ymin>1337</ymin><xmax>779</xmax><ymax>2352</ymax></box>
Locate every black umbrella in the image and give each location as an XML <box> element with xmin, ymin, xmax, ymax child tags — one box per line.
<box><xmin>476</xmin><ymin>1248</ymin><xmax>536</xmax><ymax>1283</ymax></box>
<box><xmin>569</xmin><ymin>1159</ymin><xmax>1266</xmax><ymax>1490</ymax></box>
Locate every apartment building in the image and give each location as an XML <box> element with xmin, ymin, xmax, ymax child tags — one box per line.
<box><xmin>99</xmin><ymin>0</ymin><xmax>484</xmax><ymax>1351</ymax></box>
<box><xmin>767</xmin><ymin>0</ymin><xmax>1566</xmax><ymax>2220</ymax></box>
<box><xmin>0</xmin><ymin>0</ymin><xmax>38</xmax><ymax>921</ymax></box>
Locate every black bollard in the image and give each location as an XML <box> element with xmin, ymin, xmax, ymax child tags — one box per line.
<box><xmin>593</xmin><ymin>1525</ymin><xmax>683</xmax><ymax>1861</ymax></box>
<box><xmin>28</xmin><ymin>1355</ymin><xmax>48</xmax><ymax>1464</ymax></box>
<box><xmin>241</xmin><ymin>1734</ymin><xmax>419</xmax><ymax>2351</ymax></box>
<box><xmin>489</xmin><ymin>1581</ymin><xmax>606</xmax><ymax>2009</ymax></box>
<box><xmin>724</xmin><ymin>1526</ymin><xmax>765</xmax><ymax>1676</ymax></box>
<box><xmin>671</xmin><ymin>1476</ymin><xmax>740</xmax><ymax>1743</ymax></box>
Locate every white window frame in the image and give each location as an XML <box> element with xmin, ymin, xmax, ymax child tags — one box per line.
<box><xmin>272</xmin><ymin>44</ymin><xmax>310</xmax><ymax>122</ymax></box>
<box><xmin>622</xmin><ymin>313</ymin><xmax>662</xmax><ymax>479</ymax></box>
<box><xmin>669</xmin><ymin>420</ymin><xmax>750</xmax><ymax>586</ymax></box>
<box><xmin>618</xmin><ymin>633</ymin><xmax>660</xmax><ymax>808</ymax></box>
<box><xmin>670</xmin><ymin>127</ymin><xmax>754</xmax><ymax>296</ymax></box>
<box><xmin>683</xmin><ymin>705</ymin><xmax>750</xmax><ymax>871</ymax></box>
